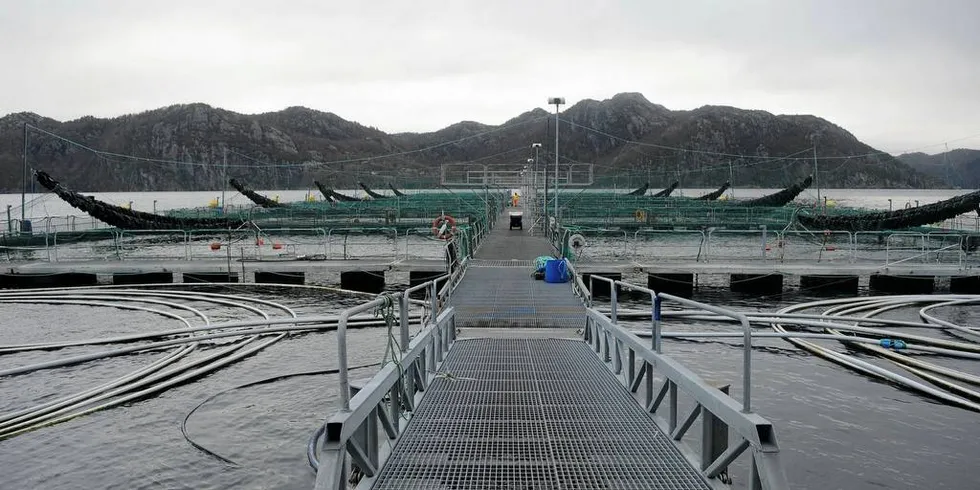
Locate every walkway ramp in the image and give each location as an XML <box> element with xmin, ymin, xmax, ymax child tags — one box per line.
<box><xmin>363</xmin><ymin>208</ymin><xmax>716</xmax><ymax>489</ymax></box>
<box><xmin>452</xmin><ymin>266</ymin><xmax>585</xmax><ymax>328</ymax></box>
<box><xmin>317</xmin><ymin>208</ymin><xmax>786</xmax><ymax>490</ymax></box>
<box><xmin>370</xmin><ymin>338</ymin><xmax>712</xmax><ymax>490</ymax></box>
<box><xmin>453</xmin><ymin>207</ymin><xmax>584</xmax><ymax>328</ymax></box>
<box><xmin>472</xmin><ymin>207</ymin><xmax>553</xmax><ymax>260</ymax></box>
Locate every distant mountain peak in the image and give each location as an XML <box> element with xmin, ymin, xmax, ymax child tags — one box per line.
<box><xmin>899</xmin><ymin>148</ymin><xmax>980</xmax><ymax>188</ymax></box>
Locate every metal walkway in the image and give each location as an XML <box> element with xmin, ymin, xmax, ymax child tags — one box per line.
<box><xmin>366</xmin><ymin>211</ymin><xmax>713</xmax><ymax>489</ymax></box>
<box><xmin>370</xmin><ymin>338</ymin><xmax>712</xmax><ymax>490</ymax></box>
<box><xmin>452</xmin><ymin>267</ymin><xmax>586</xmax><ymax>328</ymax></box>
<box><xmin>451</xmin><ymin>207</ymin><xmax>585</xmax><ymax>328</ymax></box>
<box><xmin>311</xmin><ymin>209</ymin><xmax>785</xmax><ymax>490</ymax></box>
<box><xmin>473</xmin><ymin>207</ymin><xmax>553</xmax><ymax>260</ymax></box>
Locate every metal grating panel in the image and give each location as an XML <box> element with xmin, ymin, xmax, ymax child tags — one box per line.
<box><xmin>471</xmin><ymin>210</ymin><xmax>554</xmax><ymax>260</ymax></box>
<box><xmin>469</xmin><ymin>259</ymin><xmax>535</xmax><ymax>267</ymax></box>
<box><xmin>452</xmin><ymin>267</ymin><xmax>586</xmax><ymax>328</ymax></box>
<box><xmin>370</xmin><ymin>338</ymin><xmax>712</xmax><ymax>490</ymax></box>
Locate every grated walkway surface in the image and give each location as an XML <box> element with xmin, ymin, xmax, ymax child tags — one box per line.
<box><xmin>474</xmin><ymin>207</ymin><xmax>554</xmax><ymax>261</ymax></box>
<box><xmin>452</xmin><ymin>208</ymin><xmax>584</xmax><ymax>328</ymax></box>
<box><xmin>370</xmin><ymin>338</ymin><xmax>712</xmax><ymax>490</ymax></box>
<box><xmin>452</xmin><ymin>267</ymin><xmax>585</xmax><ymax>328</ymax></box>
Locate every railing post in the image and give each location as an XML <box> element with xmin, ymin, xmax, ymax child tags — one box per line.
<box><xmin>613</xmin><ymin>337</ymin><xmax>622</xmax><ymax>374</ymax></box>
<box><xmin>428</xmin><ymin>336</ymin><xmax>436</xmax><ymax>372</ymax></box>
<box><xmin>701</xmin><ymin>384</ymin><xmax>731</xmax><ymax>471</ymax></box>
<box><xmin>668</xmin><ymin>380</ymin><xmax>678</xmax><ymax>433</ymax></box>
<box><xmin>430</xmin><ymin>281</ymin><xmax>438</xmax><ymax>320</ymax></box>
<box><xmin>602</xmin><ymin>329</ymin><xmax>610</xmax><ymax>362</ymax></box>
<box><xmin>627</xmin><ymin>348</ymin><xmax>635</xmax><ymax>385</ymax></box>
<box><xmin>338</xmin><ymin>312</ymin><xmax>352</xmax><ymax>411</ymax></box>
<box><xmin>740</xmin><ymin>315</ymin><xmax>752</xmax><ymax>413</ymax></box>
<box><xmin>750</xmin><ymin>453</ymin><xmax>763</xmax><ymax>490</ymax></box>
<box><xmin>399</xmin><ymin>292</ymin><xmax>410</xmax><ymax>353</ymax></box>
<box><xmin>610</xmin><ymin>280</ymin><xmax>618</xmax><ymax>324</ymax></box>
<box><xmin>611</xmin><ymin>279</ymin><xmax>621</xmax><ymax>373</ymax></box>
<box><xmin>653</xmin><ymin>294</ymin><xmax>662</xmax><ymax>353</ymax></box>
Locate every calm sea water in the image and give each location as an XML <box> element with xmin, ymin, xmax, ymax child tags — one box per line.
<box><xmin>1</xmin><ymin>188</ymin><xmax>979</xmax><ymax>489</ymax></box>
<box><xmin>1</xmin><ymin>285</ymin><xmax>977</xmax><ymax>490</ymax></box>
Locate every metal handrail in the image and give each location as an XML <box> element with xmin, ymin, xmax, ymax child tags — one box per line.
<box><xmin>658</xmin><ymin>292</ymin><xmax>754</xmax><ymax>413</ymax></box>
<box><xmin>399</xmin><ymin>274</ymin><xmax>449</xmax><ymax>350</ymax></box>
<box><xmin>585</xmin><ymin>275</ymin><xmax>753</xmax><ymax>412</ymax></box>
<box><xmin>318</xmin><ymin>269</ymin><xmax>463</xmax><ymax>487</ymax></box>
<box><xmin>315</xmin><ymin>306</ymin><xmax>457</xmax><ymax>489</ymax></box>
<box><xmin>336</xmin><ymin>294</ymin><xmax>396</xmax><ymax>411</ymax></box>
<box><xmin>584</xmin><ymin>309</ymin><xmax>787</xmax><ymax>488</ymax></box>
<box><xmin>563</xmin><ymin>260</ymin><xmax>591</xmax><ymax>306</ymax></box>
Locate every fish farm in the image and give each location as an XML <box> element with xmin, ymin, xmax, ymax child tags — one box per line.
<box><xmin>3</xmin><ymin>163</ymin><xmax>980</xmax><ymax>490</ymax></box>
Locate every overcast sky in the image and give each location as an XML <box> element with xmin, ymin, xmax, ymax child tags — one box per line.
<box><xmin>2</xmin><ymin>0</ymin><xmax>978</xmax><ymax>154</ymax></box>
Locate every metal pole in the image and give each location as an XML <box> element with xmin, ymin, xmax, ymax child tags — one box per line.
<box><xmin>741</xmin><ymin>316</ymin><xmax>752</xmax><ymax>413</ymax></box>
<box><xmin>543</xmin><ymin>149</ymin><xmax>549</xmax><ymax>237</ymax></box>
<box><xmin>221</xmin><ymin>147</ymin><xmax>227</xmax><ymax>213</ymax></box>
<box><xmin>22</xmin><ymin>123</ymin><xmax>28</xmax><ymax>225</ymax></box>
<box><xmin>812</xmin><ymin>139</ymin><xmax>820</xmax><ymax>204</ymax></box>
<box><xmin>399</xmin><ymin>292</ymin><xmax>410</xmax><ymax>352</ymax></box>
<box><xmin>553</xmin><ymin>104</ymin><xmax>559</xmax><ymax>228</ymax></box>
<box><xmin>653</xmin><ymin>295</ymin><xmax>662</xmax><ymax>353</ymax></box>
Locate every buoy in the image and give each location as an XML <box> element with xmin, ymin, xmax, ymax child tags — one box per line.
<box><xmin>208</xmin><ymin>198</ymin><xmax>219</xmax><ymax>209</ymax></box>
<box><xmin>209</xmin><ymin>242</ymin><xmax>221</xmax><ymax>251</ymax></box>
<box><xmin>431</xmin><ymin>215</ymin><xmax>457</xmax><ymax>240</ymax></box>
<box><xmin>272</xmin><ymin>243</ymin><xmax>283</xmax><ymax>250</ymax></box>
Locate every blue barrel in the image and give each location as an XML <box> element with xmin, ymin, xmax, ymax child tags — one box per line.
<box><xmin>544</xmin><ymin>259</ymin><xmax>567</xmax><ymax>283</ymax></box>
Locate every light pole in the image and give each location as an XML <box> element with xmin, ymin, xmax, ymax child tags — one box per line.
<box><xmin>221</xmin><ymin>147</ymin><xmax>228</xmax><ymax>214</ymax></box>
<box><xmin>21</xmin><ymin>123</ymin><xmax>28</xmax><ymax>230</ymax></box>
<box><xmin>811</xmin><ymin>133</ymin><xmax>820</xmax><ymax>204</ymax></box>
<box><xmin>531</xmin><ymin>143</ymin><xmax>541</xmax><ymax>232</ymax></box>
<box><xmin>548</xmin><ymin>97</ymin><xmax>564</xmax><ymax>237</ymax></box>
<box><xmin>526</xmin><ymin>158</ymin><xmax>534</xmax><ymax>213</ymax></box>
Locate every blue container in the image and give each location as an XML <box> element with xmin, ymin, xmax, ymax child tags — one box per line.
<box><xmin>544</xmin><ymin>259</ymin><xmax>567</xmax><ymax>283</ymax></box>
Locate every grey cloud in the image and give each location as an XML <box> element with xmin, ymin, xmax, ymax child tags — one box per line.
<box><xmin>1</xmin><ymin>0</ymin><xmax>978</xmax><ymax>153</ymax></box>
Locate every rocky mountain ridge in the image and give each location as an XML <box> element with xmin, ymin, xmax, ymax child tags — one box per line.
<box><xmin>899</xmin><ymin>149</ymin><xmax>980</xmax><ymax>189</ymax></box>
<box><xmin>0</xmin><ymin>93</ymin><xmax>936</xmax><ymax>192</ymax></box>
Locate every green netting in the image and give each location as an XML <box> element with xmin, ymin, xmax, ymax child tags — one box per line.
<box><xmin>165</xmin><ymin>190</ymin><xmax>509</xmax><ymax>233</ymax></box>
<box><xmin>528</xmin><ymin>192</ymin><xmax>906</xmax><ymax>230</ymax></box>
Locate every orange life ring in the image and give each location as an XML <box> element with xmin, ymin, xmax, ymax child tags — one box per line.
<box><xmin>432</xmin><ymin>215</ymin><xmax>457</xmax><ymax>239</ymax></box>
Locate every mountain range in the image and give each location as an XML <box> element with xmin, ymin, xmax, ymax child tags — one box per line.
<box><xmin>898</xmin><ymin>149</ymin><xmax>980</xmax><ymax>189</ymax></box>
<box><xmin>0</xmin><ymin>92</ymin><xmax>939</xmax><ymax>192</ymax></box>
